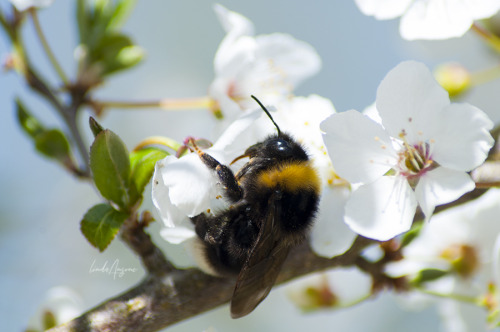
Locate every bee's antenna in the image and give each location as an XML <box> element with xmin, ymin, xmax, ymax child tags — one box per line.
<box><xmin>251</xmin><ymin>95</ymin><xmax>281</xmax><ymax>136</ymax></box>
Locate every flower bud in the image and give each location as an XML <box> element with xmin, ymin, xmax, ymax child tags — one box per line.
<box><xmin>434</xmin><ymin>63</ymin><xmax>471</xmax><ymax>97</ymax></box>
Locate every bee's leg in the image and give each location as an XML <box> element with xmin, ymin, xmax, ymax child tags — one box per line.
<box><xmin>191</xmin><ymin>213</ymin><xmax>225</xmax><ymax>245</ymax></box>
<box><xmin>191</xmin><ymin>141</ymin><xmax>243</xmax><ymax>203</ymax></box>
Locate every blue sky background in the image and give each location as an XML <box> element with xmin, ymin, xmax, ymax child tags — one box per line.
<box><xmin>1</xmin><ymin>1</ymin><xmax>499</xmax><ymax>331</ymax></box>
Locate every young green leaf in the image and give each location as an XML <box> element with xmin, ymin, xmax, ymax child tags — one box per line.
<box><xmin>34</xmin><ymin>129</ymin><xmax>71</xmax><ymax>161</ymax></box>
<box><xmin>76</xmin><ymin>0</ymin><xmax>89</xmax><ymax>46</ymax></box>
<box><xmin>411</xmin><ymin>269</ymin><xmax>448</xmax><ymax>286</ymax></box>
<box><xmin>400</xmin><ymin>221</ymin><xmax>423</xmax><ymax>247</ymax></box>
<box><xmin>89</xmin><ymin>116</ymin><xmax>104</xmax><ymax>137</ymax></box>
<box><xmin>80</xmin><ymin>203</ymin><xmax>128</xmax><ymax>252</ymax></box>
<box><xmin>16</xmin><ymin>99</ymin><xmax>72</xmax><ymax>162</ymax></box>
<box><xmin>90</xmin><ymin>33</ymin><xmax>144</xmax><ymax>76</ymax></box>
<box><xmin>90</xmin><ymin>129</ymin><xmax>131</xmax><ymax>211</ymax></box>
<box><xmin>16</xmin><ymin>98</ymin><xmax>44</xmax><ymax>138</ymax></box>
<box><xmin>114</xmin><ymin>45</ymin><xmax>144</xmax><ymax>72</ymax></box>
<box><xmin>107</xmin><ymin>0</ymin><xmax>138</xmax><ymax>31</ymax></box>
<box><xmin>130</xmin><ymin>147</ymin><xmax>169</xmax><ymax>196</ymax></box>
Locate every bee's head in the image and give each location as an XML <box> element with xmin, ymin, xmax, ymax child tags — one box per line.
<box><xmin>230</xmin><ymin>96</ymin><xmax>309</xmax><ymax>165</ymax></box>
<box><xmin>243</xmin><ymin>133</ymin><xmax>308</xmax><ymax>162</ymax></box>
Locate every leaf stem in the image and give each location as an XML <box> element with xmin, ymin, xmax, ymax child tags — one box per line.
<box><xmin>133</xmin><ymin>136</ymin><xmax>182</xmax><ymax>152</ymax></box>
<box><xmin>415</xmin><ymin>286</ymin><xmax>481</xmax><ymax>305</ymax></box>
<box><xmin>29</xmin><ymin>8</ymin><xmax>69</xmax><ymax>85</ymax></box>
<box><xmin>94</xmin><ymin>96</ymin><xmax>216</xmax><ymax>111</ymax></box>
<box><xmin>470</xmin><ymin>65</ymin><xmax>500</xmax><ymax>87</ymax></box>
<box><xmin>471</xmin><ymin>23</ymin><xmax>500</xmax><ymax>54</ymax></box>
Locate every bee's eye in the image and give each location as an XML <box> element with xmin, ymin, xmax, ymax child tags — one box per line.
<box><xmin>269</xmin><ymin>138</ymin><xmax>292</xmax><ymax>157</ymax></box>
<box><xmin>275</xmin><ymin>139</ymin><xmax>288</xmax><ymax>151</ymax></box>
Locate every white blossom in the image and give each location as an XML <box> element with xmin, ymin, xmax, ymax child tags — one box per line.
<box><xmin>209</xmin><ymin>4</ymin><xmax>321</xmax><ymax>125</ymax></box>
<box><xmin>10</xmin><ymin>0</ymin><xmax>54</xmax><ymax>11</ymax></box>
<box><xmin>354</xmin><ymin>0</ymin><xmax>500</xmax><ymax>40</ymax></box>
<box><xmin>27</xmin><ymin>286</ymin><xmax>83</xmax><ymax>330</ymax></box>
<box><xmin>321</xmin><ymin>61</ymin><xmax>493</xmax><ymax>241</ymax></box>
<box><xmin>386</xmin><ymin>189</ymin><xmax>500</xmax><ymax>332</ymax></box>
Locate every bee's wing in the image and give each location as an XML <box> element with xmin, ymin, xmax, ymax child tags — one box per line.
<box><xmin>230</xmin><ymin>195</ymin><xmax>289</xmax><ymax>318</ymax></box>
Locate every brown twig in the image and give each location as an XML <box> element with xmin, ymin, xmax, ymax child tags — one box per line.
<box><xmin>120</xmin><ymin>212</ymin><xmax>175</xmax><ymax>276</ymax></box>
<box><xmin>48</xmin><ymin>236</ymin><xmax>373</xmax><ymax>332</ymax></box>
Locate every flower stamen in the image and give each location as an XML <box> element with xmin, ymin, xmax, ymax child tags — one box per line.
<box><xmin>396</xmin><ymin>132</ymin><xmax>435</xmax><ymax>179</ymax></box>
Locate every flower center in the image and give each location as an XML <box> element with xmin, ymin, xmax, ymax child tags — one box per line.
<box><xmin>397</xmin><ymin>131</ymin><xmax>435</xmax><ymax>181</ymax></box>
<box><xmin>440</xmin><ymin>244</ymin><xmax>480</xmax><ymax>279</ymax></box>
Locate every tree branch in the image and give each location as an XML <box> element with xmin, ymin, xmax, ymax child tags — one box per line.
<box><xmin>48</xmin><ymin>186</ymin><xmax>490</xmax><ymax>332</ymax></box>
<box><xmin>48</xmin><ymin>236</ymin><xmax>373</xmax><ymax>332</ymax></box>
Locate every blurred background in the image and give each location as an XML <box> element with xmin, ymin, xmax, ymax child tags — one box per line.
<box><xmin>1</xmin><ymin>1</ymin><xmax>499</xmax><ymax>331</ymax></box>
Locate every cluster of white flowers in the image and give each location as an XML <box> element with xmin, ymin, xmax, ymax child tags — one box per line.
<box><xmin>152</xmin><ymin>3</ymin><xmax>495</xmax><ymax>256</ymax></box>
<box><xmin>322</xmin><ymin>60</ymin><xmax>493</xmax><ymax>241</ymax></box>
<box><xmin>151</xmin><ymin>4</ymin><xmax>499</xmax><ymax>330</ymax></box>
<box><xmin>386</xmin><ymin>189</ymin><xmax>500</xmax><ymax>330</ymax></box>
<box><xmin>209</xmin><ymin>4</ymin><xmax>321</xmax><ymax>131</ymax></box>
<box><xmin>152</xmin><ymin>4</ymin><xmax>356</xmax><ymax>259</ymax></box>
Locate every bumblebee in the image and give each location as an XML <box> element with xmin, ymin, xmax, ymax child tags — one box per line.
<box><xmin>190</xmin><ymin>96</ymin><xmax>321</xmax><ymax>318</ymax></box>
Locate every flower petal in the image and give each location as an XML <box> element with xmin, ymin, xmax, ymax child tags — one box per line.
<box><xmin>213</xmin><ymin>4</ymin><xmax>254</xmax><ymax>36</ymax></box>
<box><xmin>213</xmin><ymin>4</ymin><xmax>256</xmax><ymax>76</ymax></box>
<box><xmin>400</xmin><ymin>0</ymin><xmax>471</xmax><ymax>40</ymax></box>
<box><xmin>400</xmin><ymin>0</ymin><xmax>500</xmax><ymax>40</ymax></box>
<box><xmin>431</xmin><ymin>103</ymin><xmax>493</xmax><ymax>172</ymax></box>
<box><xmin>211</xmin><ymin>108</ymin><xmax>275</xmax><ymax>161</ymax></box>
<box><xmin>255</xmin><ymin>33</ymin><xmax>321</xmax><ymax>88</ymax></box>
<box><xmin>438</xmin><ymin>300</ymin><xmax>487</xmax><ymax>332</ymax></box>
<box><xmin>310</xmin><ymin>186</ymin><xmax>357</xmax><ymax>258</ymax></box>
<box><xmin>354</xmin><ymin>0</ymin><xmax>413</xmax><ymax>19</ymax></box>
<box><xmin>467</xmin><ymin>0</ymin><xmax>500</xmax><ymax>19</ymax></box>
<box><xmin>152</xmin><ymin>154</ymin><xmax>224</xmax><ymax>229</ymax></box>
<box><xmin>321</xmin><ymin>110</ymin><xmax>397</xmax><ymax>184</ymax></box>
<box><xmin>414</xmin><ymin>167</ymin><xmax>475</xmax><ymax>220</ymax></box>
<box><xmin>10</xmin><ymin>0</ymin><xmax>54</xmax><ymax>11</ymax></box>
<box><xmin>345</xmin><ymin>176</ymin><xmax>417</xmax><ymax>241</ymax></box>
<box><xmin>160</xmin><ymin>226</ymin><xmax>197</xmax><ymax>245</ymax></box>
<box><xmin>152</xmin><ymin>156</ymin><xmax>189</xmax><ymax>228</ymax></box>
<box><xmin>493</xmin><ymin>233</ymin><xmax>500</xmax><ymax>285</ymax></box>
<box><xmin>376</xmin><ymin>61</ymin><xmax>450</xmax><ymax>144</ymax></box>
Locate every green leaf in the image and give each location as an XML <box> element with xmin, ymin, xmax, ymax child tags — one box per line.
<box><xmin>87</xmin><ymin>33</ymin><xmax>143</xmax><ymax>76</ymax></box>
<box><xmin>411</xmin><ymin>269</ymin><xmax>448</xmax><ymax>286</ymax></box>
<box><xmin>107</xmin><ymin>0</ymin><xmax>138</xmax><ymax>31</ymax></box>
<box><xmin>400</xmin><ymin>221</ymin><xmax>423</xmax><ymax>247</ymax></box>
<box><xmin>89</xmin><ymin>116</ymin><xmax>104</xmax><ymax>137</ymax></box>
<box><xmin>76</xmin><ymin>0</ymin><xmax>89</xmax><ymax>45</ymax></box>
<box><xmin>130</xmin><ymin>147</ymin><xmax>169</xmax><ymax>196</ymax></box>
<box><xmin>34</xmin><ymin>129</ymin><xmax>71</xmax><ymax>160</ymax></box>
<box><xmin>80</xmin><ymin>203</ymin><xmax>128</xmax><ymax>251</ymax></box>
<box><xmin>89</xmin><ymin>33</ymin><xmax>130</xmax><ymax>61</ymax></box>
<box><xmin>113</xmin><ymin>45</ymin><xmax>144</xmax><ymax>72</ymax></box>
<box><xmin>90</xmin><ymin>129</ymin><xmax>131</xmax><ymax>211</ymax></box>
<box><xmin>16</xmin><ymin>98</ymin><xmax>44</xmax><ymax>138</ymax></box>
<box><xmin>16</xmin><ymin>99</ymin><xmax>72</xmax><ymax>162</ymax></box>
